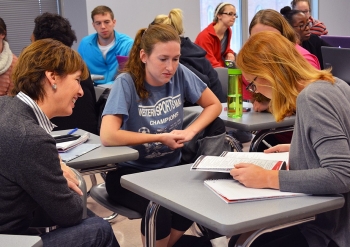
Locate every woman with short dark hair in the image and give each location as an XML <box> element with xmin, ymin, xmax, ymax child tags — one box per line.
<box><xmin>1</xmin><ymin>38</ymin><xmax>119</xmax><ymax>247</ymax></box>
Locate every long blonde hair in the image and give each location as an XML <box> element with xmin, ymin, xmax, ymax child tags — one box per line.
<box><xmin>153</xmin><ymin>8</ymin><xmax>184</xmax><ymax>36</ymax></box>
<box><xmin>236</xmin><ymin>31</ymin><xmax>334</xmax><ymax>122</ymax></box>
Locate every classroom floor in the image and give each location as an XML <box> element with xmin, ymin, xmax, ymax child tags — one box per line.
<box><xmin>84</xmin><ymin>141</ymin><xmax>251</xmax><ymax>247</ymax></box>
<box><xmin>86</xmin><ymin>175</ymin><xmax>203</xmax><ymax>247</ymax></box>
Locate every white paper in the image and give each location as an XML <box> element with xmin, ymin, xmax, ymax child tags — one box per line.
<box><xmin>60</xmin><ymin>143</ymin><xmax>101</xmax><ymax>162</ymax></box>
<box><xmin>205</xmin><ymin>179</ymin><xmax>308</xmax><ymax>203</ymax></box>
<box><xmin>56</xmin><ymin>132</ymin><xmax>90</xmax><ymax>152</ymax></box>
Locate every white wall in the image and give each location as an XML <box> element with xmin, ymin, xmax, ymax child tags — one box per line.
<box><xmin>85</xmin><ymin>0</ymin><xmax>200</xmax><ymax>40</ymax></box>
<box><xmin>318</xmin><ymin>0</ymin><xmax>350</xmax><ymax>36</ymax></box>
<box><xmin>60</xmin><ymin>0</ymin><xmax>88</xmax><ymax>50</ymax></box>
<box><xmin>61</xmin><ymin>0</ymin><xmax>350</xmax><ymax>51</ymax></box>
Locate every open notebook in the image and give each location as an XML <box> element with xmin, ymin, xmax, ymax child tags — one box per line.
<box><xmin>191</xmin><ymin>152</ymin><xmax>289</xmax><ymax>173</ymax></box>
<box><xmin>205</xmin><ymin>179</ymin><xmax>308</xmax><ymax>203</ymax></box>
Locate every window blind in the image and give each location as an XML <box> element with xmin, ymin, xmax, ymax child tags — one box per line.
<box><xmin>0</xmin><ymin>0</ymin><xmax>60</xmax><ymax>56</ymax></box>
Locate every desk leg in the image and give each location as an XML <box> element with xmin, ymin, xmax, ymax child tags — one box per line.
<box><xmin>145</xmin><ymin>201</ymin><xmax>160</xmax><ymax>247</ymax></box>
<box><xmin>234</xmin><ymin>216</ymin><xmax>315</xmax><ymax>247</ymax></box>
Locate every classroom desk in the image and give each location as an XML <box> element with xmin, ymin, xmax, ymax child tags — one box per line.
<box><xmin>0</xmin><ymin>234</ymin><xmax>43</xmax><ymax>247</ymax></box>
<box><xmin>121</xmin><ymin>164</ymin><xmax>345</xmax><ymax>247</ymax></box>
<box><xmin>96</xmin><ymin>83</ymin><xmax>113</xmax><ymax>89</ymax></box>
<box><xmin>184</xmin><ymin>103</ymin><xmax>295</xmax><ymax>131</ymax></box>
<box><xmin>53</xmin><ymin>129</ymin><xmax>138</xmax><ymax>178</ymax></box>
<box><xmin>184</xmin><ymin>103</ymin><xmax>295</xmax><ymax>151</ymax></box>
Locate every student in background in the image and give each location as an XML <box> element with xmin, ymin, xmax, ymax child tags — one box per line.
<box><xmin>78</xmin><ymin>5</ymin><xmax>133</xmax><ymax>85</ymax></box>
<box><xmin>248</xmin><ymin>9</ymin><xmax>320</xmax><ymax>113</ymax></box>
<box><xmin>195</xmin><ymin>2</ymin><xmax>236</xmax><ymax>68</ymax></box>
<box><xmin>152</xmin><ymin>8</ymin><xmax>225</xmax><ymax>105</ymax></box>
<box><xmin>281</xmin><ymin>6</ymin><xmax>331</xmax><ymax>69</ymax></box>
<box><xmin>0</xmin><ymin>39</ymin><xmax>119</xmax><ymax>247</ymax></box>
<box><xmin>32</xmin><ymin>12</ymin><xmax>99</xmax><ymax>134</ymax></box>
<box><xmin>291</xmin><ymin>0</ymin><xmax>328</xmax><ymax>36</ymax></box>
<box><xmin>0</xmin><ymin>17</ymin><xmax>17</xmax><ymax>96</ymax></box>
<box><xmin>152</xmin><ymin>9</ymin><xmax>252</xmax><ymax>147</ymax></box>
<box><xmin>100</xmin><ymin>23</ymin><xmax>222</xmax><ymax>247</ymax></box>
<box><xmin>229</xmin><ymin>31</ymin><xmax>350</xmax><ymax>247</ymax></box>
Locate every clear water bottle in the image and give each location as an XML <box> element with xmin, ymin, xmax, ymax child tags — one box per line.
<box><xmin>227</xmin><ymin>68</ymin><xmax>243</xmax><ymax>118</ymax></box>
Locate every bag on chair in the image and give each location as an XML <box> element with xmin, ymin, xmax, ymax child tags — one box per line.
<box><xmin>181</xmin><ymin>111</ymin><xmax>242</xmax><ymax>164</ymax></box>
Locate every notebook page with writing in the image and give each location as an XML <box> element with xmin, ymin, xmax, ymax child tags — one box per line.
<box><xmin>205</xmin><ymin>179</ymin><xmax>308</xmax><ymax>203</ymax></box>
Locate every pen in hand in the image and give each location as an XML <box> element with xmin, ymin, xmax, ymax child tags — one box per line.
<box><xmin>67</xmin><ymin>128</ymin><xmax>78</xmax><ymax>135</ymax></box>
<box><xmin>262</xmin><ymin>139</ymin><xmax>273</xmax><ymax>148</ymax></box>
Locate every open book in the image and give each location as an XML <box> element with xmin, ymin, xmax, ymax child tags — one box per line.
<box><xmin>56</xmin><ymin>132</ymin><xmax>90</xmax><ymax>152</ymax></box>
<box><xmin>205</xmin><ymin>179</ymin><xmax>308</xmax><ymax>203</ymax></box>
<box><xmin>191</xmin><ymin>152</ymin><xmax>289</xmax><ymax>173</ymax></box>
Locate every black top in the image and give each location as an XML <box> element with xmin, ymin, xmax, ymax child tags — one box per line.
<box><xmin>180</xmin><ymin>37</ymin><xmax>225</xmax><ymax>106</ymax></box>
<box><xmin>51</xmin><ymin>74</ymin><xmax>99</xmax><ymax>135</ymax></box>
<box><xmin>302</xmin><ymin>34</ymin><xmax>331</xmax><ymax>69</ymax></box>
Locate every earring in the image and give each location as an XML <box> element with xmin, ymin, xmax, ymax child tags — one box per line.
<box><xmin>52</xmin><ymin>84</ymin><xmax>57</xmax><ymax>90</ymax></box>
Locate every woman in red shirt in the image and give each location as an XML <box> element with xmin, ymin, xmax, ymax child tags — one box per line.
<box><xmin>195</xmin><ymin>2</ymin><xmax>237</xmax><ymax>68</ymax></box>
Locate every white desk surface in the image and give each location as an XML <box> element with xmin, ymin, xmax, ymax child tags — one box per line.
<box><xmin>121</xmin><ymin>164</ymin><xmax>344</xmax><ymax>236</ymax></box>
<box><xmin>96</xmin><ymin>83</ymin><xmax>113</xmax><ymax>89</ymax></box>
<box><xmin>53</xmin><ymin>129</ymin><xmax>138</xmax><ymax>170</ymax></box>
<box><xmin>0</xmin><ymin>234</ymin><xmax>42</xmax><ymax>247</ymax></box>
<box><xmin>184</xmin><ymin>103</ymin><xmax>295</xmax><ymax>131</ymax></box>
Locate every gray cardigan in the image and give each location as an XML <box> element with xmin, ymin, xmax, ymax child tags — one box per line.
<box><xmin>280</xmin><ymin>78</ymin><xmax>350</xmax><ymax>247</ymax></box>
<box><xmin>0</xmin><ymin>96</ymin><xmax>83</xmax><ymax>234</ymax></box>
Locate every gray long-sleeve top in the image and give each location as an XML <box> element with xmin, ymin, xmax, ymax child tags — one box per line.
<box><xmin>0</xmin><ymin>96</ymin><xmax>83</xmax><ymax>234</ymax></box>
<box><xmin>280</xmin><ymin>78</ymin><xmax>350</xmax><ymax>247</ymax></box>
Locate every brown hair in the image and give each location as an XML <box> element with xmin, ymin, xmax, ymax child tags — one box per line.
<box><xmin>236</xmin><ymin>31</ymin><xmax>334</xmax><ymax>122</ymax></box>
<box><xmin>213</xmin><ymin>2</ymin><xmax>235</xmax><ymax>22</ymax></box>
<box><xmin>91</xmin><ymin>5</ymin><xmax>114</xmax><ymax>21</ymax></box>
<box><xmin>153</xmin><ymin>8</ymin><xmax>184</xmax><ymax>36</ymax></box>
<box><xmin>291</xmin><ymin>0</ymin><xmax>311</xmax><ymax>9</ymax></box>
<box><xmin>249</xmin><ymin>9</ymin><xmax>297</xmax><ymax>43</ymax></box>
<box><xmin>0</xmin><ymin>17</ymin><xmax>7</xmax><ymax>41</ymax></box>
<box><xmin>11</xmin><ymin>38</ymin><xmax>89</xmax><ymax>102</ymax></box>
<box><xmin>122</xmin><ymin>23</ymin><xmax>180</xmax><ymax>100</ymax></box>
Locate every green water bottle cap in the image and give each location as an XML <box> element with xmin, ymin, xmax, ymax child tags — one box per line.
<box><xmin>228</xmin><ymin>68</ymin><xmax>242</xmax><ymax>75</ymax></box>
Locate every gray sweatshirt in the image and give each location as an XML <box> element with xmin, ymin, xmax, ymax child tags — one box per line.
<box><xmin>280</xmin><ymin>78</ymin><xmax>350</xmax><ymax>247</ymax></box>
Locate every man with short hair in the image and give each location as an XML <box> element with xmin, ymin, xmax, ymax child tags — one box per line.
<box><xmin>78</xmin><ymin>6</ymin><xmax>133</xmax><ymax>85</ymax></box>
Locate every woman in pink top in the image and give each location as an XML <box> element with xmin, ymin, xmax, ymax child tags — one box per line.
<box><xmin>246</xmin><ymin>9</ymin><xmax>320</xmax><ymax>112</ymax></box>
<box><xmin>195</xmin><ymin>2</ymin><xmax>237</xmax><ymax>68</ymax></box>
<box><xmin>0</xmin><ymin>18</ymin><xmax>17</xmax><ymax>96</ymax></box>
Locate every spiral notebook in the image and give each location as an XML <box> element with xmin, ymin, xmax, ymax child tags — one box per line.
<box><xmin>56</xmin><ymin>132</ymin><xmax>90</xmax><ymax>152</ymax></box>
<box><xmin>204</xmin><ymin>179</ymin><xmax>308</xmax><ymax>203</ymax></box>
